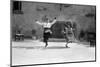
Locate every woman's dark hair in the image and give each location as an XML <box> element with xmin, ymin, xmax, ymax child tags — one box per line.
<box><xmin>64</xmin><ymin>21</ymin><xmax>72</xmax><ymax>28</ymax></box>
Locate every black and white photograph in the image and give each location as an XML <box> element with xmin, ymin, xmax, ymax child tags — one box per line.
<box><xmin>11</xmin><ymin>0</ymin><xmax>96</xmax><ymax>66</ymax></box>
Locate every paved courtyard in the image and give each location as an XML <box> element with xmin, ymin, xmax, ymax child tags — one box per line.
<box><xmin>12</xmin><ymin>40</ymin><xmax>95</xmax><ymax>66</ymax></box>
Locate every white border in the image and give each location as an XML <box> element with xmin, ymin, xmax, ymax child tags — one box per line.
<box><xmin>0</xmin><ymin>0</ymin><xmax>99</xmax><ymax>67</ymax></box>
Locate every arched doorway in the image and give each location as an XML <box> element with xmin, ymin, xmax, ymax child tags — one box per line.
<box><xmin>51</xmin><ymin>21</ymin><xmax>66</xmax><ymax>38</ymax></box>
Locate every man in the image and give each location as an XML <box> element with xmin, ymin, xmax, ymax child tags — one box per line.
<box><xmin>36</xmin><ymin>16</ymin><xmax>57</xmax><ymax>47</ymax></box>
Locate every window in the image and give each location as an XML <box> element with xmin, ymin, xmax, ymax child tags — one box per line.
<box><xmin>12</xmin><ymin>1</ymin><xmax>23</xmax><ymax>14</ymax></box>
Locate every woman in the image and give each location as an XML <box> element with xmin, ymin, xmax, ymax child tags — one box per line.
<box><xmin>62</xmin><ymin>21</ymin><xmax>74</xmax><ymax>47</ymax></box>
<box><xmin>36</xmin><ymin>16</ymin><xmax>57</xmax><ymax>47</ymax></box>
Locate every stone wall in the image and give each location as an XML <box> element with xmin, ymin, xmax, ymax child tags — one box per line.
<box><xmin>11</xmin><ymin>1</ymin><xmax>96</xmax><ymax>40</ymax></box>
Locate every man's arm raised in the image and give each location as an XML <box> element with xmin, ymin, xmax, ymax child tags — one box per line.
<box><xmin>51</xmin><ymin>17</ymin><xmax>57</xmax><ymax>25</ymax></box>
<box><xmin>35</xmin><ymin>20</ymin><xmax>43</xmax><ymax>25</ymax></box>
